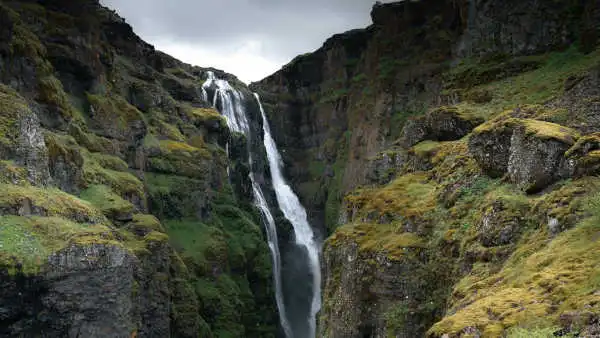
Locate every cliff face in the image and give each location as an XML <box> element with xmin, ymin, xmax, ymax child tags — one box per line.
<box><xmin>254</xmin><ymin>0</ymin><xmax>600</xmax><ymax>337</ymax></box>
<box><xmin>0</xmin><ymin>1</ymin><xmax>276</xmax><ymax>337</ymax></box>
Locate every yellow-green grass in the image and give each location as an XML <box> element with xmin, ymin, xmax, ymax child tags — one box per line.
<box><xmin>0</xmin><ymin>215</ymin><xmax>111</xmax><ymax>274</ymax></box>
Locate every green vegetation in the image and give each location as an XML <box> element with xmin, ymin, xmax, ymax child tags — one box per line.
<box><xmin>474</xmin><ymin>116</ymin><xmax>580</xmax><ymax>144</ymax></box>
<box><xmin>80</xmin><ymin>184</ymin><xmax>134</xmax><ymax>219</ymax></box>
<box><xmin>0</xmin><ymin>184</ymin><xmax>106</xmax><ymax>223</ymax></box>
<box><xmin>0</xmin><ymin>215</ymin><xmax>112</xmax><ymax>274</ymax></box>
<box><xmin>450</xmin><ymin>47</ymin><xmax>600</xmax><ymax>119</ymax></box>
<box><xmin>162</xmin><ymin>191</ymin><xmax>275</xmax><ymax>337</ymax></box>
<box><xmin>0</xmin><ymin>84</ymin><xmax>28</xmax><ymax>151</ymax></box>
<box><xmin>86</xmin><ymin>93</ymin><xmax>146</xmax><ymax>135</ymax></box>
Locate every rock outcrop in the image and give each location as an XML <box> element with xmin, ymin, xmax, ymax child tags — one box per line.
<box><xmin>470</xmin><ymin>115</ymin><xmax>579</xmax><ymax>192</ymax></box>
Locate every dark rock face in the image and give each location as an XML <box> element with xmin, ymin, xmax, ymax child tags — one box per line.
<box><xmin>366</xmin><ymin>151</ymin><xmax>405</xmax><ymax>185</ymax></box>
<box><xmin>468</xmin><ymin>124</ymin><xmax>513</xmax><ymax>178</ymax></box>
<box><xmin>320</xmin><ymin>242</ymin><xmax>435</xmax><ymax>338</ymax></box>
<box><xmin>457</xmin><ymin>0</ymin><xmax>598</xmax><ymax>57</ymax></box>
<box><xmin>1</xmin><ymin>244</ymin><xmax>136</xmax><ymax>337</ymax></box>
<box><xmin>400</xmin><ymin>106</ymin><xmax>484</xmax><ymax>147</ymax></box>
<box><xmin>507</xmin><ymin>126</ymin><xmax>576</xmax><ymax>192</ymax></box>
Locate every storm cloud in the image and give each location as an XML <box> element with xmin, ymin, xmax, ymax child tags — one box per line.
<box><xmin>100</xmin><ymin>0</ymin><xmax>388</xmax><ymax>82</ymax></box>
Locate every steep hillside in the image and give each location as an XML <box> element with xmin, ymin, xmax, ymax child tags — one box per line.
<box><xmin>253</xmin><ymin>0</ymin><xmax>600</xmax><ymax>337</ymax></box>
<box><xmin>0</xmin><ymin>0</ymin><xmax>277</xmax><ymax>337</ymax></box>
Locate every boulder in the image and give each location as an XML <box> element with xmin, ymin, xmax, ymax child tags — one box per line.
<box><xmin>470</xmin><ymin>117</ymin><xmax>579</xmax><ymax>192</ymax></box>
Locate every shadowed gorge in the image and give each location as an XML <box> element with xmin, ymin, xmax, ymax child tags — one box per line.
<box><xmin>2</xmin><ymin>0</ymin><xmax>600</xmax><ymax>337</ymax></box>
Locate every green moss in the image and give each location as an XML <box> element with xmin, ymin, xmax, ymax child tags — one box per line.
<box><xmin>506</xmin><ymin>327</ymin><xmax>566</xmax><ymax>338</ymax></box>
<box><xmin>86</xmin><ymin>93</ymin><xmax>145</xmax><ymax>132</ymax></box>
<box><xmin>519</xmin><ymin>119</ymin><xmax>580</xmax><ymax>144</ymax></box>
<box><xmin>329</xmin><ymin>223</ymin><xmax>425</xmax><ymax>260</ymax></box>
<box><xmin>474</xmin><ymin>117</ymin><xmax>579</xmax><ymax>144</ymax></box>
<box><xmin>68</xmin><ymin>124</ymin><xmax>121</xmax><ymax>155</ymax></box>
<box><xmin>157</xmin><ymin>120</ymin><xmax>186</xmax><ymax>142</ymax></box>
<box><xmin>345</xmin><ymin>172</ymin><xmax>436</xmax><ymax>220</ymax></box>
<box><xmin>0</xmin><ymin>84</ymin><xmax>28</xmax><ymax>148</ymax></box>
<box><xmin>143</xmin><ymin>230</ymin><xmax>169</xmax><ymax>243</ymax></box>
<box><xmin>565</xmin><ymin>133</ymin><xmax>600</xmax><ymax>158</ymax></box>
<box><xmin>127</xmin><ymin>214</ymin><xmax>165</xmax><ymax>233</ymax></box>
<box><xmin>429</xmin><ymin>206</ymin><xmax>600</xmax><ymax>337</ymax></box>
<box><xmin>81</xmin><ymin>149</ymin><xmax>144</xmax><ymax>197</ymax></box>
<box><xmin>146</xmin><ymin>140</ymin><xmax>213</xmax><ymax>178</ymax></box>
<box><xmin>37</xmin><ymin>75</ymin><xmax>77</xmax><ymax>120</ymax></box>
<box><xmin>184</xmin><ymin>107</ymin><xmax>227</xmax><ymax>129</ymax></box>
<box><xmin>0</xmin><ymin>215</ymin><xmax>111</xmax><ymax>275</ymax></box>
<box><xmin>532</xmin><ymin>177</ymin><xmax>600</xmax><ymax>230</ymax></box>
<box><xmin>0</xmin><ymin>184</ymin><xmax>106</xmax><ymax>223</ymax></box>
<box><xmin>451</xmin><ymin>47</ymin><xmax>600</xmax><ymax>116</ymax></box>
<box><xmin>410</xmin><ymin>140</ymin><xmax>441</xmax><ymax>158</ymax></box>
<box><xmin>0</xmin><ymin>161</ymin><xmax>28</xmax><ymax>185</ymax></box>
<box><xmin>80</xmin><ymin>184</ymin><xmax>134</xmax><ymax>219</ymax></box>
<box><xmin>46</xmin><ymin>130</ymin><xmax>142</xmax><ymax>197</ymax></box>
<box><xmin>89</xmin><ymin>152</ymin><xmax>128</xmax><ymax>171</ymax></box>
<box><xmin>9</xmin><ymin>16</ymin><xmax>45</xmax><ymax>59</ymax></box>
<box><xmin>431</xmin><ymin>105</ymin><xmax>486</xmax><ymax>123</ymax></box>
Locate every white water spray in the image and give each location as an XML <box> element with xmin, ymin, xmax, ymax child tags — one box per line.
<box><xmin>255</xmin><ymin>94</ymin><xmax>321</xmax><ymax>338</ymax></box>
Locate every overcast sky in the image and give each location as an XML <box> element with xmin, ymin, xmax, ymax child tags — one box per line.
<box><xmin>99</xmin><ymin>0</ymin><xmax>389</xmax><ymax>83</ymax></box>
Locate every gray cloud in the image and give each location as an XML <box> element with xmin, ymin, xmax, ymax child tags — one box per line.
<box><xmin>100</xmin><ymin>0</ymin><xmax>387</xmax><ymax>82</ymax></box>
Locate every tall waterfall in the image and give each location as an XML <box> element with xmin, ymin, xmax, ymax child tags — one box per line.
<box><xmin>202</xmin><ymin>72</ymin><xmax>292</xmax><ymax>337</ymax></box>
<box><xmin>202</xmin><ymin>71</ymin><xmax>321</xmax><ymax>338</ymax></box>
<box><xmin>255</xmin><ymin>94</ymin><xmax>321</xmax><ymax>338</ymax></box>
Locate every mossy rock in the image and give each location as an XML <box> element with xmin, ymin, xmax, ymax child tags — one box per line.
<box><xmin>86</xmin><ymin>93</ymin><xmax>147</xmax><ymax>141</ymax></box>
<box><xmin>470</xmin><ymin>117</ymin><xmax>578</xmax><ymax>192</ymax></box>
<box><xmin>507</xmin><ymin>119</ymin><xmax>578</xmax><ymax>192</ymax></box>
<box><xmin>124</xmin><ymin>213</ymin><xmax>165</xmax><ymax>237</ymax></box>
<box><xmin>400</xmin><ymin>106</ymin><xmax>484</xmax><ymax>148</ymax></box>
<box><xmin>81</xmin><ymin>148</ymin><xmax>144</xmax><ymax>199</ymax></box>
<box><xmin>146</xmin><ymin>140</ymin><xmax>214</xmax><ymax>179</ymax></box>
<box><xmin>531</xmin><ymin>177</ymin><xmax>600</xmax><ymax>234</ymax></box>
<box><xmin>0</xmin><ymin>160</ymin><xmax>28</xmax><ymax>185</ymax></box>
<box><xmin>45</xmin><ymin>131</ymin><xmax>143</xmax><ymax>199</ymax></box>
<box><xmin>80</xmin><ymin>184</ymin><xmax>134</xmax><ymax>222</ymax></box>
<box><xmin>185</xmin><ymin>107</ymin><xmax>227</xmax><ymax>130</ymax></box>
<box><xmin>429</xmin><ymin>217</ymin><xmax>600</xmax><ymax>337</ymax></box>
<box><xmin>473</xmin><ymin>188</ymin><xmax>532</xmax><ymax>247</ymax></box>
<box><xmin>145</xmin><ymin>173</ymin><xmax>210</xmax><ymax>219</ymax></box>
<box><xmin>564</xmin><ymin>133</ymin><xmax>600</xmax><ymax>176</ymax></box>
<box><xmin>68</xmin><ymin>124</ymin><xmax>123</xmax><ymax>156</ymax></box>
<box><xmin>328</xmin><ymin>222</ymin><xmax>425</xmax><ymax>261</ymax></box>
<box><xmin>0</xmin><ymin>184</ymin><xmax>106</xmax><ymax>223</ymax></box>
<box><xmin>0</xmin><ymin>84</ymin><xmax>30</xmax><ymax>156</ymax></box>
<box><xmin>0</xmin><ymin>215</ymin><xmax>113</xmax><ymax>275</ymax></box>
<box><xmin>45</xmin><ymin>131</ymin><xmax>85</xmax><ymax>192</ymax></box>
<box><xmin>345</xmin><ymin>172</ymin><xmax>436</xmax><ymax>226</ymax></box>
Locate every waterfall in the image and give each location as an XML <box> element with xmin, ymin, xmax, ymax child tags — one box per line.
<box><xmin>255</xmin><ymin>94</ymin><xmax>321</xmax><ymax>338</ymax></box>
<box><xmin>203</xmin><ymin>72</ymin><xmax>293</xmax><ymax>337</ymax></box>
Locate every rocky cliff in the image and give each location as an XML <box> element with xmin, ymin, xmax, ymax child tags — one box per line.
<box><xmin>253</xmin><ymin>0</ymin><xmax>600</xmax><ymax>337</ymax></box>
<box><xmin>0</xmin><ymin>0</ymin><xmax>278</xmax><ymax>337</ymax></box>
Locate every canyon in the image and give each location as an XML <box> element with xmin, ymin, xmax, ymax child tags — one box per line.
<box><xmin>1</xmin><ymin>0</ymin><xmax>600</xmax><ymax>337</ymax></box>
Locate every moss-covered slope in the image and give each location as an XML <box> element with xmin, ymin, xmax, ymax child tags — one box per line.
<box><xmin>0</xmin><ymin>1</ymin><xmax>276</xmax><ymax>337</ymax></box>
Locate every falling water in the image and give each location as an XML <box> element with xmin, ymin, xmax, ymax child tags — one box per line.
<box><xmin>255</xmin><ymin>94</ymin><xmax>321</xmax><ymax>338</ymax></box>
<box><xmin>202</xmin><ymin>72</ymin><xmax>293</xmax><ymax>337</ymax></box>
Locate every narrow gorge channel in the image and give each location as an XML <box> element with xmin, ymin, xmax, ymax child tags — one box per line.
<box><xmin>202</xmin><ymin>72</ymin><xmax>321</xmax><ymax>338</ymax></box>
